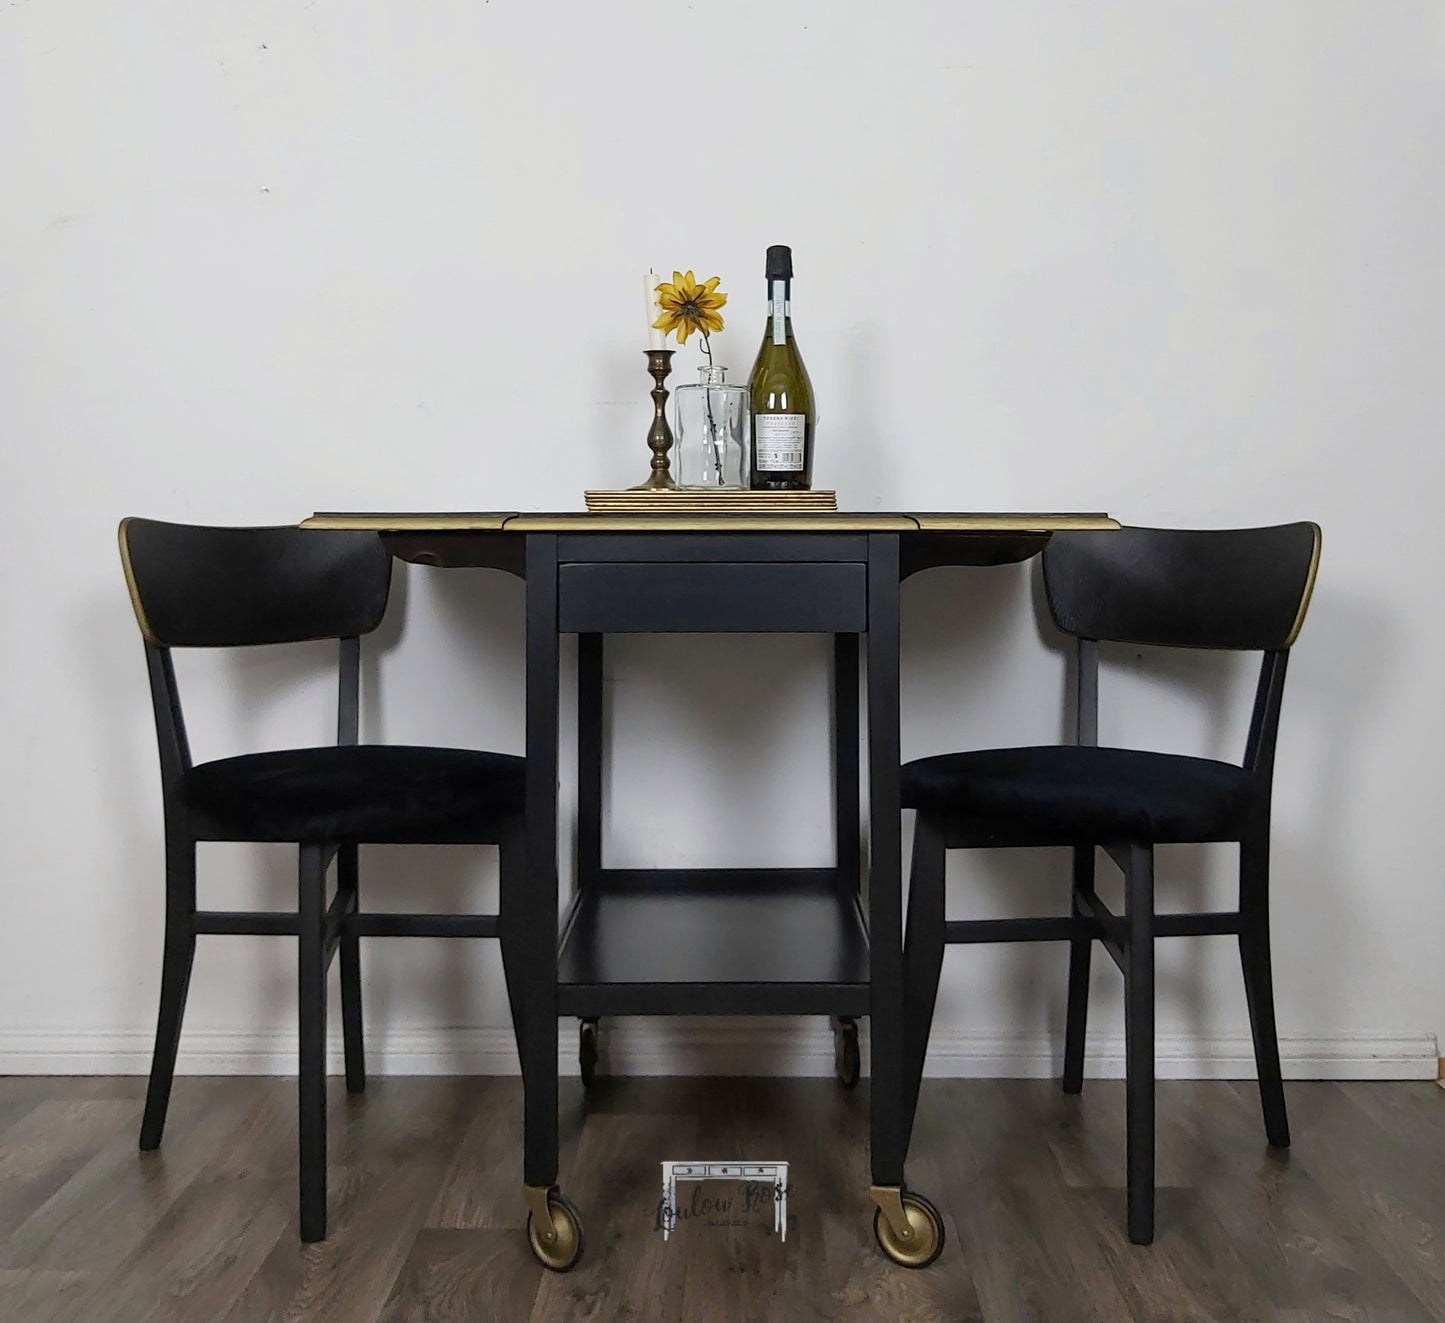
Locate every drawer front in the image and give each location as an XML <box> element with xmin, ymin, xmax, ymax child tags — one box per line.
<box><xmin>557</xmin><ymin>533</ymin><xmax>868</xmax><ymax>563</ymax></box>
<box><xmin>557</xmin><ymin>562</ymin><xmax>867</xmax><ymax>633</ymax></box>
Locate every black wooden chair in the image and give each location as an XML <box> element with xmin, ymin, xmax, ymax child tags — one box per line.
<box><xmin>899</xmin><ymin>523</ymin><xmax>1320</xmax><ymax>1245</ymax></box>
<box><xmin>119</xmin><ymin>518</ymin><xmax>527</xmax><ymax>1242</ymax></box>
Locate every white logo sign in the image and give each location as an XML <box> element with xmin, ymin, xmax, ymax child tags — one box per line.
<box><xmin>659</xmin><ymin>1160</ymin><xmax>790</xmax><ymax>1241</ymax></box>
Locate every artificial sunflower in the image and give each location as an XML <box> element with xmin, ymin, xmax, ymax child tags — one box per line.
<box><xmin>652</xmin><ymin>270</ymin><xmax>727</xmax><ymax>347</ymax></box>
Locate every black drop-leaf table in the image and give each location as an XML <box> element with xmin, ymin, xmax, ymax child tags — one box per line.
<box><xmin>302</xmin><ymin>510</ymin><xmax>1118</xmax><ymax>1267</ymax></box>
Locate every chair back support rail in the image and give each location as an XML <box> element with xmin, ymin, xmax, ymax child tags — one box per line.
<box><xmin>1071</xmin><ymin>639</ymin><xmax>1292</xmax><ymax>789</ymax></box>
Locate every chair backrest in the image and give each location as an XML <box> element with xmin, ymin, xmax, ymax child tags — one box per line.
<box><xmin>1042</xmin><ymin>523</ymin><xmax>1321</xmax><ymax>650</ymax></box>
<box><xmin>119</xmin><ymin>518</ymin><xmax>392</xmax><ymax>647</ymax></box>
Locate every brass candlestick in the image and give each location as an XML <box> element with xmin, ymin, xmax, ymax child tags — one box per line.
<box><xmin>630</xmin><ymin>348</ymin><xmax>678</xmax><ymax>490</ymax></box>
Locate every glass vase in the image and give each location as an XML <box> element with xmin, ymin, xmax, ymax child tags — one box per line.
<box><xmin>674</xmin><ymin>365</ymin><xmax>750</xmax><ymax>489</ymax></box>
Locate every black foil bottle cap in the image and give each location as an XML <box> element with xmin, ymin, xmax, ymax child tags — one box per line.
<box><xmin>766</xmin><ymin>245</ymin><xmax>793</xmax><ymax>280</ymax></box>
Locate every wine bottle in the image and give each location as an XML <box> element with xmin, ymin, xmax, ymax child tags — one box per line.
<box><xmin>748</xmin><ymin>245</ymin><xmax>815</xmax><ymax>490</ymax></box>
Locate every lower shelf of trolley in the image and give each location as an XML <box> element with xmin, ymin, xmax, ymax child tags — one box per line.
<box><xmin>556</xmin><ymin>868</ymin><xmax>870</xmax><ymax>1018</ymax></box>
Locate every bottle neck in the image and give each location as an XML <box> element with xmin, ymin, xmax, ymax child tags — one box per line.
<box><xmin>767</xmin><ymin>278</ymin><xmax>792</xmax><ymax>346</ymax></box>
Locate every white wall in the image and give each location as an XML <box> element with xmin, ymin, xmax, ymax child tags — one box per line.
<box><xmin>2</xmin><ymin>0</ymin><xmax>1442</xmax><ymax>1079</ymax></box>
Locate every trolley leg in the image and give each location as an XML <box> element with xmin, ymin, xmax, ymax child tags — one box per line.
<box><xmin>523</xmin><ymin>535</ymin><xmax>560</xmax><ymax>1194</ymax></box>
<box><xmin>866</xmin><ymin>536</ymin><xmax>906</xmax><ymax>1189</ymax></box>
<box><xmin>833</xmin><ymin>633</ymin><xmax>861</xmax><ymax>891</ymax></box>
<box><xmin>578</xmin><ymin>632</ymin><xmax>603</xmax><ymax>891</ymax></box>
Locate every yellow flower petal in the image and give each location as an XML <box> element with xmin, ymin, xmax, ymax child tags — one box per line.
<box><xmin>653</xmin><ymin>270</ymin><xmax>728</xmax><ymax>343</ymax></box>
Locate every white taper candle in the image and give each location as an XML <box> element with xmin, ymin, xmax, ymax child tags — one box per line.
<box><xmin>644</xmin><ymin>270</ymin><xmax>667</xmax><ymax>350</ymax></box>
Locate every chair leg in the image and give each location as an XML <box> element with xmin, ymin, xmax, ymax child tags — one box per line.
<box><xmin>1062</xmin><ymin>844</ymin><xmax>1094</xmax><ymax>1095</ymax></box>
<box><xmin>298</xmin><ymin>843</ymin><xmax>329</xmax><ymax>1242</ymax></box>
<box><xmin>337</xmin><ymin>843</ymin><xmax>365</xmax><ymax>1095</ymax></box>
<box><xmin>1239</xmin><ymin>835</ymin><xmax>1290</xmax><ymax>1149</ymax></box>
<box><xmin>497</xmin><ymin>820</ymin><xmax>526</xmax><ymax>1068</ymax></box>
<box><xmin>901</xmin><ymin>812</ymin><xmax>947</xmax><ymax>1148</ymax></box>
<box><xmin>1123</xmin><ymin>842</ymin><xmax>1155</xmax><ymax>1245</ymax></box>
<box><xmin>140</xmin><ymin>836</ymin><xmax>197</xmax><ymax>1151</ymax></box>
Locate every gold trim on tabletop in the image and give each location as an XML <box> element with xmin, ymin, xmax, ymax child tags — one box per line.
<box><xmin>300</xmin><ymin>512</ymin><xmax>517</xmax><ymax>532</ymax></box>
<box><xmin>502</xmin><ymin>512</ymin><xmax>917</xmax><ymax>532</ymax></box>
<box><xmin>910</xmin><ymin>513</ymin><xmax>1120</xmax><ymax>532</ymax></box>
<box><xmin>301</xmin><ymin>511</ymin><xmax>1122</xmax><ymax>534</ymax></box>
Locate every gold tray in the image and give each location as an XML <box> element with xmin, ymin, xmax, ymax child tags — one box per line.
<box><xmin>585</xmin><ymin>488</ymin><xmax>838</xmax><ymax>512</ymax></box>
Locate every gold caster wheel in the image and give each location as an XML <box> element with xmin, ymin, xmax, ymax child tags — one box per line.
<box><xmin>526</xmin><ymin>1189</ymin><xmax>585</xmax><ymax>1272</ymax></box>
<box><xmin>873</xmin><ymin>1190</ymin><xmax>945</xmax><ymax>1269</ymax></box>
<box><xmin>579</xmin><ymin>1019</ymin><xmax>599</xmax><ymax>1089</ymax></box>
<box><xmin>833</xmin><ymin>1016</ymin><xmax>860</xmax><ymax>1087</ymax></box>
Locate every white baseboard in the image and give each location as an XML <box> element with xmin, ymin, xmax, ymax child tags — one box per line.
<box><xmin>914</xmin><ymin>1029</ymin><xmax>1440</xmax><ymax>1081</ymax></box>
<box><xmin>0</xmin><ymin>1024</ymin><xmax>1435</xmax><ymax>1080</ymax></box>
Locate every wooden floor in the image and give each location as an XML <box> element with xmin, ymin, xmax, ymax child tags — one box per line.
<box><xmin>0</xmin><ymin>1074</ymin><xmax>1441</xmax><ymax>1321</ymax></box>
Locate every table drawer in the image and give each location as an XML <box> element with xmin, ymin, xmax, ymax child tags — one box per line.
<box><xmin>557</xmin><ymin>561</ymin><xmax>867</xmax><ymax>633</ymax></box>
<box><xmin>557</xmin><ymin>533</ymin><xmax>869</xmax><ymax>563</ymax></box>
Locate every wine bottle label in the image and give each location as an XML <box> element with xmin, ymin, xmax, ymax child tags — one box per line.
<box><xmin>754</xmin><ymin>414</ymin><xmax>806</xmax><ymax>470</ymax></box>
<box><xmin>771</xmin><ymin>280</ymin><xmax>787</xmax><ymax>346</ymax></box>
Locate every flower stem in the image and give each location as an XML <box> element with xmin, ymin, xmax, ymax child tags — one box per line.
<box><xmin>700</xmin><ymin>333</ymin><xmax>722</xmax><ymax>483</ymax></box>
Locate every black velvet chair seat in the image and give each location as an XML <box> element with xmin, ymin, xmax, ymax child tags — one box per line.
<box><xmin>901</xmin><ymin>745</ymin><xmax>1259</xmax><ymax>843</ymax></box>
<box><xmin>183</xmin><ymin>745</ymin><xmax>526</xmax><ymax>842</ymax></box>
